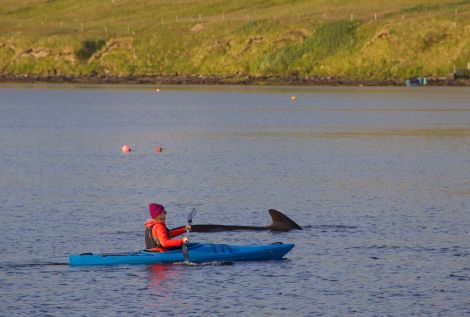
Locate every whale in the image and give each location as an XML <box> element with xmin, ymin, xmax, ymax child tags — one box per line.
<box><xmin>172</xmin><ymin>209</ymin><xmax>301</xmax><ymax>232</ymax></box>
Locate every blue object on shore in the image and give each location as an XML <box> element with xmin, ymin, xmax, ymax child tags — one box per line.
<box><xmin>406</xmin><ymin>77</ymin><xmax>428</xmax><ymax>86</ymax></box>
<box><xmin>68</xmin><ymin>242</ymin><xmax>295</xmax><ymax>266</ymax></box>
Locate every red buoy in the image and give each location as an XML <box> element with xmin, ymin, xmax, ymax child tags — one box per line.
<box><xmin>122</xmin><ymin>145</ymin><xmax>132</xmax><ymax>153</ymax></box>
<box><xmin>155</xmin><ymin>146</ymin><xmax>163</xmax><ymax>153</ymax></box>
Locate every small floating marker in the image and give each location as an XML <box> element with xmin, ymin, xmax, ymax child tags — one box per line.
<box><xmin>156</xmin><ymin>88</ymin><xmax>160</xmax><ymax>92</ymax></box>
<box><xmin>121</xmin><ymin>144</ymin><xmax>132</xmax><ymax>153</ymax></box>
<box><xmin>155</xmin><ymin>146</ymin><xmax>163</xmax><ymax>153</ymax></box>
<box><xmin>291</xmin><ymin>96</ymin><xmax>297</xmax><ymax>101</ymax></box>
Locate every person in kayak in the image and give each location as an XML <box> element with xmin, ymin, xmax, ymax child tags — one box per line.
<box><xmin>144</xmin><ymin>203</ymin><xmax>190</xmax><ymax>252</ymax></box>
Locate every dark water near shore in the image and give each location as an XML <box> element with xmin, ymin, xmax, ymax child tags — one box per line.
<box><xmin>1</xmin><ymin>85</ymin><xmax>469</xmax><ymax>316</ymax></box>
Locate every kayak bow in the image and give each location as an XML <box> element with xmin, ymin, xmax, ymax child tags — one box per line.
<box><xmin>68</xmin><ymin>242</ymin><xmax>294</xmax><ymax>266</ymax></box>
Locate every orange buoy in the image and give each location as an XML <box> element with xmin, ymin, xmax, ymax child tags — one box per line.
<box><xmin>155</xmin><ymin>146</ymin><xmax>163</xmax><ymax>153</ymax></box>
<box><xmin>121</xmin><ymin>144</ymin><xmax>132</xmax><ymax>153</ymax></box>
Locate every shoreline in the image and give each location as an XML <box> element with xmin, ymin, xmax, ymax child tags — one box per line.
<box><xmin>1</xmin><ymin>74</ymin><xmax>469</xmax><ymax>87</ymax></box>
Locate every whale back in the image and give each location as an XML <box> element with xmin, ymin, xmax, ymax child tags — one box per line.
<box><xmin>179</xmin><ymin>209</ymin><xmax>302</xmax><ymax>232</ymax></box>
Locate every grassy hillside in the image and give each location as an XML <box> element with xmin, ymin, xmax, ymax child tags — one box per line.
<box><xmin>1</xmin><ymin>0</ymin><xmax>469</xmax><ymax>83</ymax></box>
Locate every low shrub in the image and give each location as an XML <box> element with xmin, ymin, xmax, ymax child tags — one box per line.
<box><xmin>76</xmin><ymin>39</ymin><xmax>105</xmax><ymax>62</ymax></box>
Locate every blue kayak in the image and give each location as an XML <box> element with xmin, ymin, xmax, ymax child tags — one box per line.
<box><xmin>68</xmin><ymin>242</ymin><xmax>294</xmax><ymax>266</ymax></box>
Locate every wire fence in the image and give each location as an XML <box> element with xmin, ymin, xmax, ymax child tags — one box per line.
<box><xmin>3</xmin><ymin>9</ymin><xmax>469</xmax><ymax>38</ymax></box>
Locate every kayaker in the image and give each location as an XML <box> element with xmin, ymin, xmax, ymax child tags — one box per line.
<box><xmin>144</xmin><ymin>203</ymin><xmax>191</xmax><ymax>252</ymax></box>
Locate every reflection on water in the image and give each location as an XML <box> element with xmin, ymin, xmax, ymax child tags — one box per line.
<box><xmin>147</xmin><ymin>264</ymin><xmax>180</xmax><ymax>295</ymax></box>
<box><xmin>230</xmin><ymin>127</ymin><xmax>470</xmax><ymax>138</ymax></box>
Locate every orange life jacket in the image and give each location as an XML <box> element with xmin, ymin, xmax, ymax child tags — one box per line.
<box><xmin>144</xmin><ymin>219</ymin><xmax>186</xmax><ymax>251</ymax></box>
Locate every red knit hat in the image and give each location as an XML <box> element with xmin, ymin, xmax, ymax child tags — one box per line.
<box><xmin>149</xmin><ymin>203</ymin><xmax>165</xmax><ymax>218</ymax></box>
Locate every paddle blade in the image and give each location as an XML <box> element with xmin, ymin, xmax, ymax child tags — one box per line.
<box><xmin>182</xmin><ymin>243</ymin><xmax>189</xmax><ymax>261</ymax></box>
<box><xmin>187</xmin><ymin>208</ymin><xmax>197</xmax><ymax>224</ymax></box>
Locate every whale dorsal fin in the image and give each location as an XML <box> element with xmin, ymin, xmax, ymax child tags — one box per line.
<box><xmin>268</xmin><ymin>209</ymin><xmax>302</xmax><ymax>231</ymax></box>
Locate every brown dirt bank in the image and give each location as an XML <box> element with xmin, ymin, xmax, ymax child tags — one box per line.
<box><xmin>0</xmin><ymin>74</ymin><xmax>469</xmax><ymax>86</ymax></box>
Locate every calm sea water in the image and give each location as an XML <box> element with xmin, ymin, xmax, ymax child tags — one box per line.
<box><xmin>0</xmin><ymin>84</ymin><xmax>469</xmax><ymax>316</ymax></box>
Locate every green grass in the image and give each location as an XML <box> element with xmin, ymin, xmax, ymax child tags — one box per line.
<box><xmin>260</xmin><ymin>20</ymin><xmax>360</xmax><ymax>76</ymax></box>
<box><xmin>1</xmin><ymin>0</ymin><xmax>469</xmax><ymax>81</ymax></box>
